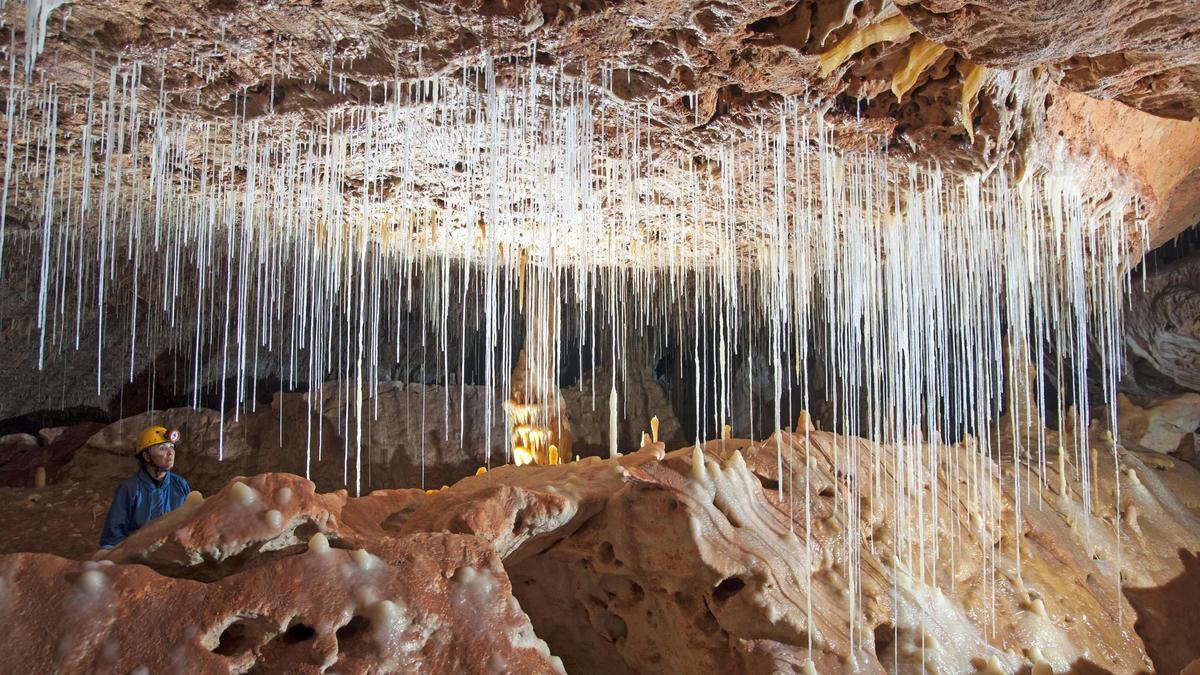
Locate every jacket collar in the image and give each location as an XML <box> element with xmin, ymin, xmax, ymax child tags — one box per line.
<box><xmin>137</xmin><ymin>465</ymin><xmax>170</xmax><ymax>488</ymax></box>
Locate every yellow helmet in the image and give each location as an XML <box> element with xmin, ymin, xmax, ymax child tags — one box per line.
<box><xmin>135</xmin><ymin>426</ymin><xmax>180</xmax><ymax>453</ymax></box>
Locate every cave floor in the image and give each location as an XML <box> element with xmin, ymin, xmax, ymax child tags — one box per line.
<box><xmin>0</xmin><ymin>482</ymin><xmax>108</xmax><ymax>560</ymax></box>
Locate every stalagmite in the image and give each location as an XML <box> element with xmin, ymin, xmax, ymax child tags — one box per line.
<box><xmin>307</xmin><ymin>532</ymin><xmax>330</xmax><ymax>555</ymax></box>
<box><xmin>1057</xmin><ymin>447</ymin><xmax>1067</xmax><ymax>497</ymax></box>
<box><xmin>608</xmin><ymin>385</ymin><xmax>619</xmax><ymax>459</ymax></box>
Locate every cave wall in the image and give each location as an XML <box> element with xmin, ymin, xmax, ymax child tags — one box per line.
<box><xmin>1122</xmin><ymin>229</ymin><xmax>1200</xmax><ymax>397</ymax></box>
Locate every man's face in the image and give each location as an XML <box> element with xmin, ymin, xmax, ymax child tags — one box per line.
<box><xmin>146</xmin><ymin>443</ymin><xmax>175</xmax><ymax>471</ymax></box>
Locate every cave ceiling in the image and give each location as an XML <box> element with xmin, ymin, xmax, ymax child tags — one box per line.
<box><xmin>4</xmin><ymin>0</ymin><xmax>1200</xmax><ymax>255</ymax></box>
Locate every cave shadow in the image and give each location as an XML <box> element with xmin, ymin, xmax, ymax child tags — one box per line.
<box><xmin>1123</xmin><ymin>548</ymin><xmax>1200</xmax><ymax>675</ymax></box>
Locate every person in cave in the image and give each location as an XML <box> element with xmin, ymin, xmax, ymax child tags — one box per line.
<box><xmin>98</xmin><ymin>426</ymin><xmax>192</xmax><ymax>549</ymax></box>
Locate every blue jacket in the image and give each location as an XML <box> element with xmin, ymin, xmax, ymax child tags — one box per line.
<box><xmin>99</xmin><ymin>467</ymin><xmax>191</xmax><ymax>549</ymax></box>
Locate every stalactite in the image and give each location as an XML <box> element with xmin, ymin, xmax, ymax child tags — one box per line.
<box><xmin>0</xmin><ymin>42</ymin><xmax>1146</xmax><ymax>643</ymax></box>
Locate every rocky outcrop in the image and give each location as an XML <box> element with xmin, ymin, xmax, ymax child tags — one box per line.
<box><xmin>895</xmin><ymin>0</ymin><xmax>1200</xmax><ymax>120</ymax></box>
<box><xmin>0</xmin><ymin>421</ymin><xmax>102</xmax><ymax>489</ymax></box>
<box><xmin>562</xmin><ymin>358</ymin><xmax>687</xmax><ymax>458</ymax></box>
<box><xmin>0</xmin><ymin>533</ymin><xmax>564</xmax><ymax>674</ymax></box>
<box><xmin>1117</xmin><ymin>392</ymin><xmax>1200</xmax><ymax>454</ymax></box>
<box><xmin>1121</xmin><ymin>253</ymin><xmax>1200</xmax><ymax>395</ymax></box>
<box><xmin>57</xmin><ymin>381</ymin><xmax>506</xmax><ymax>500</ymax></box>
<box><xmin>389</xmin><ymin>450</ymin><xmax>644</xmax><ymax>563</ymax></box>
<box><xmin>3</xmin><ymin>410</ymin><xmax>1200</xmax><ymax>672</ymax></box>
<box><xmin>101</xmin><ymin>473</ymin><xmax>350</xmax><ymax>579</ymax></box>
<box><xmin>1046</xmin><ymin>87</ymin><xmax>1200</xmax><ymax>247</ymax></box>
<box><xmin>309</xmin><ymin>381</ymin><xmax>508</xmax><ymax>489</ymax></box>
<box><xmin>359</xmin><ymin>429</ymin><xmax>1199</xmax><ymax>672</ymax></box>
<box><xmin>9</xmin><ymin>0</ymin><xmax>1174</xmax><ymax>205</ymax></box>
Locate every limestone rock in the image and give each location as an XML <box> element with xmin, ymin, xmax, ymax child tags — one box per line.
<box><xmin>0</xmin><ymin>422</ymin><xmax>102</xmax><ymax>488</ymax></box>
<box><xmin>562</xmin><ymin>357</ymin><xmax>686</xmax><ymax>457</ymax></box>
<box><xmin>101</xmin><ymin>471</ymin><xmax>434</xmax><ymax>580</ymax></box>
<box><xmin>3</xmin><ymin>416</ymin><xmax>1199</xmax><ymax>672</ymax></box>
<box><xmin>100</xmin><ymin>473</ymin><xmax>345</xmax><ymax>579</ymax></box>
<box><xmin>391</xmin><ymin>454</ymin><xmax>635</xmax><ymax>563</ymax></box>
<box><xmin>1117</xmin><ymin>392</ymin><xmax>1200</xmax><ymax>454</ymax></box>
<box><xmin>310</xmin><ymin>381</ymin><xmax>508</xmax><ymax>491</ymax></box>
<box><xmin>1121</xmin><ymin>254</ymin><xmax>1200</xmax><ymax>394</ymax></box>
<box><xmin>562</xmin><ymin>432</ymin><xmax>1197</xmax><ymax>671</ymax></box>
<box><xmin>340</xmin><ymin>487</ymin><xmax>428</xmax><ymax>540</ymax></box>
<box><xmin>0</xmin><ymin>433</ymin><xmax>37</xmax><ymax>447</ymax></box>
<box><xmin>1045</xmin><ymin>87</ymin><xmax>1200</xmax><ymax>248</ymax></box>
<box><xmin>895</xmin><ymin>0</ymin><xmax>1200</xmax><ymax>120</ymax></box>
<box><xmin>393</xmin><ymin>428</ymin><xmax>1191</xmax><ymax>673</ymax></box>
<box><xmin>0</xmin><ymin>533</ymin><xmax>564</xmax><ymax>674</ymax></box>
<box><xmin>36</xmin><ymin>427</ymin><xmax>66</xmax><ymax>445</ymax></box>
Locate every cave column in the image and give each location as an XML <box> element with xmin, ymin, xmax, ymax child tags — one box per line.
<box><xmin>507</xmin><ymin>256</ymin><xmax>573</xmax><ymax>465</ymax></box>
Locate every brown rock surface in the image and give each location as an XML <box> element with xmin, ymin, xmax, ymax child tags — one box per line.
<box><xmin>373</xmin><ymin>428</ymin><xmax>1200</xmax><ymax>673</ymax></box>
<box><xmin>896</xmin><ymin>0</ymin><xmax>1200</xmax><ymax>120</ymax></box>
<box><xmin>0</xmin><ymin>480</ymin><xmax>111</xmax><ymax>560</ymax></box>
<box><xmin>1</xmin><ymin>413</ymin><xmax>1199</xmax><ymax>672</ymax></box>
<box><xmin>390</xmin><ymin>451</ymin><xmax>638</xmax><ymax>563</ymax></box>
<box><xmin>0</xmin><ymin>421</ymin><xmax>103</xmax><ymax>487</ymax></box>
<box><xmin>0</xmin><ymin>0</ymin><xmax>1151</xmax><ymax>200</ymax></box>
<box><xmin>1117</xmin><ymin>392</ymin><xmax>1200</xmax><ymax>455</ymax></box>
<box><xmin>100</xmin><ymin>472</ymin><xmax>350</xmax><ymax>579</ymax></box>
<box><xmin>310</xmin><ymin>381</ymin><xmax>508</xmax><ymax>489</ymax></box>
<box><xmin>0</xmin><ymin>532</ymin><xmax>563</xmax><ymax>674</ymax></box>
<box><xmin>562</xmin><ymin>357</ymin><xmax>687</xmax><ymax>458</ymax></box>
<box><xmin>99</xmin><ymin>471</ymin><xmax>430</xmax><ymax>580</ymax></box>
<box><xmin>1046</xmin><ymin>87</ymin><xmax>1200</xmax><ymax>247</ymax></box>
<box><xmin>1121</xmin><ymin>254</ymin><xmax>1200</xmax><ymax>394</ymax></box>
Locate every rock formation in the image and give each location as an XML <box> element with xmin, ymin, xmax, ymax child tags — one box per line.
<box><xmin>1122</xmin><ymin>253</ymin><xmax>1200</xmax><ymax>395</ymax></box>
<box><xmin>894</xmin><ymin>0</ymin><xmax>1200</xmax><ymax>120</ymax></box>
<box><xmin>1</xmin><ymin>533</ymin><xmax>564</xmax><ymax>673</ymax></box>
<box><xmin>2</xmin><ymin>411</ymin><xmax>1197</xmax><ymax>673</ymax></box>
<box><xmin>1</xmin><ymin>0</ymin><xmax>1200</xmax><ymax>673</ymax></box>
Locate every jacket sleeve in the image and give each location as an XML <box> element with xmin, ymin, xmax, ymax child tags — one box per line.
<box><xmin>99</xmin><ymin>483</ymin><xmax>132</xmax><ymax>549</ymax></box>
<box><xmin>174</xmin><ymin>476</ymin><xmax>193</xmax><ymax>509</ymax></box>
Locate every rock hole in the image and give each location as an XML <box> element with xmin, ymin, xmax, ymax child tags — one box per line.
<box><xmin>293</xmin><ymin>521</ymin><xmax>320</xmax><ymax>542</ymax></box>
<box><xmin>597</xmin><ymin>608</ymin><xmax>628</xmax><ymax>643</ymax></box>
<box><xmin>673</xmin><ymin>591</ymin><xmax>695</xmax><ymax>611</ymax></box>
<box><xmin>757</xmin><ymin>474</ymin><xmax>780</xmax><ymax>491</ymax></box>
<box><xmin>279</xmin><ymin>620</ymin><xmax>315</xmax><ymax>644</ymax></box>
<box><xmin>213</xmin><ymin>616</ymin><xmax>270</xmax><ymax>656</ymax></box>
<box><xmin>336</xmin><ymin>615</ymin><xmax>371</xmax><ymax>644</ymax></box>
<box><xmin>713</xmin><ymin>576</ymin><xmax>746</xmax><ymax>602</ymax></box>
<box><xmin>874</xmin><ymin>621</ymin><xmax>895</xmax><ymax>658</ymax></box>
<box><xmin>627</xmin><ymin>580</ymin><xmax>645</xmax><ymax>603</ymax></box>
<box><xmin>597</xmin><ymin>541</ymin><xmax>616</xmax><ymax>565</ymax></box>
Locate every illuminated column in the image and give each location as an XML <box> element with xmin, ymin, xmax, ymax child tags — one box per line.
<box><xmin>507</xmin><ymin>261</ymin><xmax>574</xmax><ymax>466</ymax></box>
